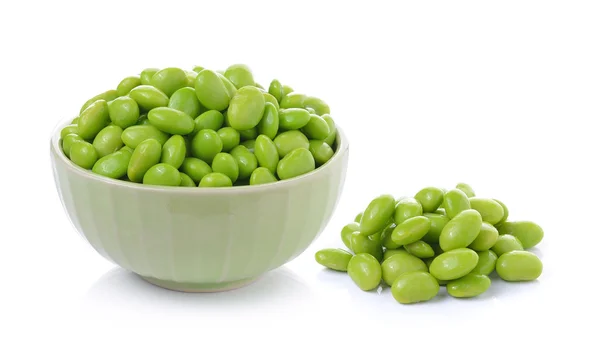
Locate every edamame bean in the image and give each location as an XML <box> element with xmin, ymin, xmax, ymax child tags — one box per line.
<box><xmin>381</xmin><ymin>252</ymin><xmax>428</xmax><ymax>286</ymax></box>
<box><xmin>249</xmin><ymin>167</ymin><xmax>277</xmax><ymax>185</ymax></box>
<box><xmin>469</xmin><ymin>198</ymin><xmax>505</xmax><ymax>225</ymax></box>
<box><xmin>241</xmin><ymin>139</ymin><xmax>255</xmax><ymax>152</ymax></box>
<box><xmin>80</xmin><ymin>90</ymin><xmax>118</xmax><ymax>114</ymax></box>
<box><xmin>439</xmin><ymin>209</ymin><xmax>482</xmax><ymax>251</ymax></box>
<box><xmin>280</xmin><ymin>92</ymin><xmax>307</xmax><ymax>109</ymax></box>
<box><xmin>61</xmin><ymin>125</ymin><xmax>79</xmax><ymax>139</ymax></box>
<box><xmin>116</xmin><ymin>76</ymin><xmax>141</xmax><ymax>96</ymax></box>
<box><xmin>496</xmin><ymin>221</ymin><xmax>544</xmax><ymax>249</ymax></box>
<box><xmin>185</xmin><ymin>70</ymin><xmax>198</xmax><ymax>88</ymax></box>
<box><xmin>383</xmin><ymin>249</ymin><xmax>409</xmax><ymax>261</ymax></box>
<box><xmin>227</xmin><ymin>86</ymin><xmax>265</xmax><ymax>130</ymax></box>
<box><xmin>142</xmin><ymin>163</ymin><xmax>181</xmax><ymax>186</ymax></box>
<box><xmin>150</xmin><ymin>67</ymin><xmax>187</xmax><ymax>97</ymax></box>
<box><xmin>230</xmin><ymin>145</ymin><xmax>258</xmax><ymax>180</ymax></box>
<box><xmin>161</xmin><ymin>135</ymin><xmax>186</xmax><ymax>169</ymax></box>
<box><xmin>212</xmin><ymin>153</ymin><xmax>239</xmax><ymax>183</ymax></box>
<box><xmin>217</xmin><ymin>127</ymin><xmax>240</xmax><ymax>152</ymax></box>
<box><xmin>195</xmin><ymin>69</ymin><xmax>234</xmax><ymax>111</ymax></box>
<box><xmin>62</xmin><ymin>134</ymin><xmax>83</xmax><ymax>157</ymax></box>
<box><xmin>470</xmin><ymin>250</ymin><xmax>498</xmax><ymax>275</ymax></box>
<box><xmin>308</xmin><ymin>140</ymin><xmax>334</xmax><ymax>165</ymax></box>
<box><xmin>148</xmin><ymin>107</ymin><xmax>195</xmax><ymax>135</ymax></box>
<box><xmin>282</xmin><ymin>85</ymin><xmax>294</xmax><ymax>96</ymax></box>
<box><xmin>447</xmin><ymin>274</ymin><xmax>491</xmax><ymax>298</ymax></box>
<box><xmin>257</xmin><ymin>102</ymin><xmax>279</xmax><ymax>139</ymax></box>
<box><xmin>137</xmin><ymin>115</ymin><xmax>150</xmax><ymax>125</ymax></box>
<box><xmin>422</xmin><ymin>213</ymin><xmax>449</xmax><ymax>244</ymax></box>
<box><xmin>268</xmin><ymin>79</ymin><xmax>283</xmax><ymax>103</ymax></box>
<box><xmin>69</xmin><ymin>141</ymin><xmax>98</xmax><ymax>169</ymax></box>
<box><xmin>322</xmin><ymin>114</ymin><xmax>337</xmax><ymax>147</ymax></box>
<box><xmin>493</xmin><ymin>199</ymin><xmax>510</xmax><ymax>226</ymax></box>
<box><xmin>128</xmin><ymin>85</ymin><xmax>169</xmax><ymax>111</ymax></box>
<box><xmin>391</xmin><ymin>271</ymin><xmax>439</xmax><ymax>304</ymax></box>
<box><xmin>315</xmin><ymin>248</ymin><xmax>353</xmax><ymax>272</ymax></box>
<box><xmin>239</xmin><ymin>127</ymin><xmax>258</xmax><ymax>141</ymax></box>
<box><xmin>168</xmin><ymin>87</ymin><xmax>202</xmax><ymax>119</ymax></box>
<box><xmin>443</xmin><ymin>189</ymin><xmax>471</xmax><ymax>219</ymax></box>
<box><xmin>301</xmin><ymin>114</ymin><xmax>330</xmax><ymax>140</ymax></box>
<box><xmin>140</xmin><ymin>68</ymin><xmax>159</xmax><ymax>85</ymax></box>
<box><xmin>198</xmin><ymin>172</ymin><xmax>233</xmax><ymax>187</ymax></box>
<box><xmin>78</xmin><ymin>99</ymin><xmax>110</xmax><ymax>140</ymax></box>
<box><xmin>194</xmin><ymin>110</ymin><xmax>224</xmax><ymax>133</ymax></box>
<box><xmin>394</xmin><ymin>198</ymin><xmax>423</xmax><ymax>225</ymax></box>
<box><xmin>303</xmin><ymin>96</ymin><xmax>330</xmax><ymax>116</ymax></box>
<box><xmin>341</xmin><ymin>222</ymin><xmax>360</xmax><ymax>250</ymax></box>
<box><xmin>92</xmin><ymin>148</ymin><xmax>132</xmax><ymax>179</ymax></box>
<box><xmin>127</xmin><ymin>139</ymin><xmax>162</xmax><ymax>183</ymax></box>
<box><xmin>92</xmin><ymin>125</ymin><xmax>124</xmax><ymax>158</ymax></box>
<box><xmin>414</xmin><ymin>187</ymin><xmax>444</xmax><ymax>213</ymax></box>
<box><xmin>456</xmin><ymin>182</ymin><xmax>475</xmax><ymax>197</ymax></box>
<box><xmin>404</xmin><ymin>241</ymin><xmax>435</xmax><ymax>258</ymax></box>
<box><xmin>279</xmin><ymin>108</ymin><xmax>310</xmax><ymax>130</ymax></box>
<box><xmin>496</xmin><ymin>250</ymin><xmax>543</xmax><ymax>281</ymax></box>
<box><xmin>359</xmin><ymin>194</ymin><xmax>396</xmax><ymax>236</ymax></box>
<box><xmin>273</xmin><ymin>130</ymin><xmax>310</xmax><ymax>158</ymax></box>
<box><xmin>263</xmin><ymin>93</ymin><xmax>279</xmax><ymax>110</ymax></box>
<box><xmin>108</xmin><ymin>96</ymin><xmax>140</xmax><ymax>129</ymax></box>
<box><xmin>179</xmin><ymin>173</ymin><xmax>196</xmax><ymax>187</ymax></box>
<box><xmin>180</xmin><ymin>157</ymin><xmax>212</xmax><ymax>183</ymax></box>
<box><xmin>350</xmin><ymin>232</ymin><xmax>383</xmax><ymax>261</ymax></box>
<box><xmin>191</xmin><ymin>129</ymin><xmax>223</xmax><ymax>163</ymax></box>
<box><xmin>354</xmin><ymin>212</ymin><xmax>363</xmax><ymax>223</ymax></box>
<box><xmin>391</xmin><ymin>216</ymin><xmax>431</xmax><ymax>246</ymax></box>
<box><xmin>468</xmin><ymin>222</ymin><xmax>499</xmax><ymax>251</ymax></box>
<box><xmin>381</xmin><ymin>223</ymin><xmax>401</xmax><ymax>249</ymax></box>
<box><xmin>121</xmin><ymin>125</ymin><xmax>169</xmax><ymax>149</ymax></box>
<box><xmin>224</xmin><ymin>64</ymin><xmax>255</xmax><ymax>89</ymax></box>
<box><xmin>491</xmin><ymin>234</ymin><xmax>524</xmax><ymax>256</ymax></box>
<box><xmin>429</xmin><ymin>248</ymin><xmax>479</xmax><ymax>281</ymax></box>
<box><xmin>347</xmin><ymin>254</ymin><xmax>382</xmax><ymax>291</ymax></box>
<box><xmin>254</xmin><ymin>135</ymin><xmax>279</xmax><ymax>174</ymax></box>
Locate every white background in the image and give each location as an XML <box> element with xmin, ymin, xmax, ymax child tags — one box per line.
<box><xmin>1</xmin><ymin>0</ymin><xmax>599</xmax><ymax>339</ymax></box>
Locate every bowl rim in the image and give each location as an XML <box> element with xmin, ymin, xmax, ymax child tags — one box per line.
<box><xmin>51</xmin><ymin>118</ymin><xmax>349</xmax><ymax>195</ymax></box>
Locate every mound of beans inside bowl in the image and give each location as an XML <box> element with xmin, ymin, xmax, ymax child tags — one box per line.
<box><xmin>315</xmin><ymin>183</ymin><xmax>544</xmax><ymax>304</ymax></box>
<box><xmin>60</xmin><ymin>64</ymin><xmax>337</xmax><ymax>187</ymax></box>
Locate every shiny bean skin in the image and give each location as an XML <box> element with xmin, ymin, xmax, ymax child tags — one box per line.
<box><xmin>469</xmin><ymin>198</ymin><xmax>505</xmax><ymax>225</ymax></box>
<box><xmin>92</xmin><ymin>125</ymin><xmax>124</xmax><ymax>158</ymax></box>
<box><xmin>92</xmin><ymin>148</ymin><xmax>132</xmax><ymax>179</ymax></box>
<box><xmin>429</xmin><ymin>248</ymin><xmax>479</xmax><ymax>281</ymax></box>
<box><xmin>468</xmin><ymin>222</ymin><xmax>499</xmax><ymax>251</ymax></box>
<box><xmin>496</xmin><ymin>250</ymin><xmax>543</xmax><ymax>282</ymax></box>
<box><xmin>128</xmin><ymin>85</ymin><xmax>169</xmax><ymax>111</ymax></box>
<box><xmin>391</xmin><ymin>216</ymin><xmax>431</xmax><ymax>246</ymax></box>
<box><xmin>359</xmin><ymin>194</ymin><xmax>396</xmax><ymax>236</ymax></box>
<box><xmin>394</xmin><ymin>198</ymin><xmax>423</xmax><ymax>225</ymax></box>
<box><xmin>391</xmin><ymin>271</ymin><xmax>439</xmax><ymax>304</ymax></box>
<box><xmin>127</xmin><ymin>139</ymin><xmax>162</xmax><ymax>183</ymax></box>
<box><xmin>180</xmin><ymin>157</ymin><xmax>212</xmax><ymax>183</ymax></box>
<box><xmin>116</xmin><ymin>76</ymin><xmax>141</xmax><ymax>96</ymax></box>
<box><xmin>443</xmin><ymin>189</ymin><xmax>471</xmax><ymax>219</ymax></box>
<box><xmin>198</xmin><ymin>172</ymin><xmax>233</xmax><ymax>187</ymax></box>
<box><xmin>308</xmin><ymin>140</ymin><xmax>334</xmax><ymax>165</ymax></box>
<box><xmin>447</xmin><ymin>274</ymin><xmax>491</xmax><ymax>298</ymax></box>
<box><xmin>229</xmin><ymin>145</ymin><xmax>258</xmax><ymax>180</ymax></box>
<box><xmin>273</xmin><ymin>130</ymin><xmax>310</xmax><ymax>158</ymax></box>
<box><xmin>108</xmin><ymin>96</ymin><xmax>140</xmax><ymax>129</ymax></box>
<box><xmin>78</xmin><ymin>99</ymin><xmax>110</xmax><ymax>140</ymax></box>
<box><xmin>168</xmin><ymin>87</ymin><xmax>203</xmax><ymax>119</ymax></box>
<box><xmin>315</xmin><ymin>248</ymin><xmax>353</xmax><ymax>272</ymax></box>
<box><xmin>69</xmin><ymin>141</ymin><xmax>98</xmax><ymax>169</ymax></box>
<box><xmin>341</xmin><ymin>222</ymin><xmax>361</xmax><ymax>250</ymax></box>
<box><xmin>496</xmin><ymin>221</ymin><xmax>544</xmax><ymax>249</ymax></box>
<box><xmin>257</xmin><ymin>102</ymin><xmax>279</xmax><ymax>139</ymax></box>
<box><xmin>381</xmin><ymin>252</ymin><xmax>428</xmax><ymax>286</ymax></box>
<box><xmin>414</xmin><ymin>187</ymin><xmax>444</xmax><ymax>213</ymax></box>
<box><xmin>491</xmin><ymin>234</ymin><xmax>524</xmax><ymax>256</ymax></box>
<box><xmin>254</xmin><ymin>135</ymin><xmax>280</xmax><ymax>174</ymax></box>
<box><xmin>347</xmin><ymin>254</ymin><xmax>382</xmax><ymax>291</ymax></box>
<box><xmin>211</xmin><ymin>153</ymin><xmax>239</xmax><ymax>183</ymax></box>
<box><xmin>161</xmin><ymin>135</ymin><xmax>187</xmax><ymax>169</ymax></box>
<box><xmin>191</xmin><ymin>129</ymin><xmax>223</xmax><ymax>163</ymax></box>
<box><xmin>470</xmin><ymin>250</ymin><xmax>498</xmax><ymax>276</ymax></box>
<box><xmin>249</xmin><ymin>167</ymin><xmax>277</xmax><ymax>185</ymax></box>
<box><xmin>143</xmin><ymin>163</ymin><xmax>181</xmax><ymax>186</ymax></box>
<box><xmin>227</xmin><ymin>85</ymin><xmax>265</xmax><ymax>130</ymax></box>
<box><xmin>439</xmin><ymin>209</ymin><xmax>482</xmax><ymax>251</ymax></box>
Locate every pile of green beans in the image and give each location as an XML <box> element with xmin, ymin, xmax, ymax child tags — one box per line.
<box><xmin>61</xmin><ymin>65</ymin><xmax>337</xmax><ymax>187</ymax></box>
<box><xmin>315</xmin><ymin>183</ymin><xmax>544</xmax><ymax>304</ymax></box>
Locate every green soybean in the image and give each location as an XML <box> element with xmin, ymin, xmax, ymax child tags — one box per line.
<box><xmin>381</xmin><ymin>223</ymin><xmax>401</xmax><ymax>249</ymax></box>
<box><xmin>383</xmin><ymin>249</ymin><xmax>409</xmax><ymax>261</ymax></box>
<box><xmin>347</xmin><ymin>254</ymin><xmax>382</xmax><ymax>291</ymax></box>
<box><xmin>280</xmin><ymin>92</ymin><xmax>307</xmax><ymax>109</ymax></box>
<box><xmin>179</xmin><ymin>173</ymin><xmax>196</xmax><ymax>187</ymax></box>
<box><xmin>303</xmin><ymin>96</ymin><xmax>330</xmax><ymax>116</ymax></box>
<box><xmin>140</xmin><ymin>68</ymin><xmax>159</xmax><ymax>85</ymax></box>
<box><xmin>194</xmin><ymin>110</ymin><xmax>224</xmax><ymax>133</ymax></box>
<box><xmin>254</xmin><ymin>135</ymin><xmax>279</xmax><ymax>174</ymax></box>
<box><xmin>241</xmin><ymin>139</ymin><xmax>255</xmax><ymax>152</ymax></box>
<box><xmin>224</xmin><ymin>64</ymin><xmax>255</xmax><ymax>89</ymax></box>
<box><xmin>301</xmin><ymin>114</ymin><xmax>330</xmax><ymax>140</ymax></box>
<box><xmin>121</xmin><ymin>125</ymin><xmax>169</xmax><ymax>149</ymax></box>
<box><xmin>443</xmin><ymin>189</ymin><xmax>471</xmax><ymax>219</ymax></box>
<box><xmin>195</xmin><ymin>69</ymin><xmax>234</xmax><ymax>111</ymax></box>
<box><xmin>440</xmin><ymin>209</ymin><xmax>482</xmax><ymax>251</ymax></box>
<box><xmin>381</xmin><ymin>252</ymin><xmax>428</xmax><ymax>286</ymax></box>
<box><xmin>239</xmin><ymin>127</ymin><xmax>258</xmax><ymax>141</ymax></box>
<box><xmin>148</xmin><ymin>107</ymin><xmax>195</xmax><ymax>135</ymax></box>
<box><xmin>429</xmin><ymin>248</ymin><xmax>479</xmax><ymax>281</ymax></box>
<box><xmin>469</xmin><ymin>198</ymin><xmax>505</xmax><ymax>225</ymax></box>
<box><xmin>198</xmin><ymin>172</ymin><xmax>233</xmax><ymax>187</ymax></box>
<box><xmin>308</xmin><ymin>140</ymin><xmax>334</xmax><ymax>165</ymax></box>
<box><xmin>422</xmin><ymin>213</ymin><xmax>449</xmax><ymax>244</ymax></box>
<box><xmin>470</xmin><ymin>250</ymin><xmax>498</xmax><ymax>276</ymax></box>
<box><xmin>191</xmin><ymin>129</ymin><xmax>223</xmax><ymax>163</ymax></box>
<box><xmin>496</xmin><ymin>250</ymin><xmax>543</xmax><ymax>281</ymax></box>
<box><xmin>491</xmin><ymin>234</ymin><xmax>524</xmax><ymax>256</ymax></box>
<box><xmin>358</xmin><ymin>194</ymin><xmax>396</xmax><ymax>236</ymax></box>
<box><xmin>61</xmin><ymin>125</ymin><xmax>79</xmax><ymax>140</ymax></box>
<box><xmin>92</xmin><ymin>148</ymin><xmax>132</xmax><ymax>179</ymax></box>
<box><xmin>127</xmin><ymin>139</ymin><xmax>162</xmax><ymax>183</ymax></box>
<box><xmin>263</xmin><ymin>93</ymin><xmax>279</xmax><ymax>110</ymax></box>
<box><xmin>69</xmin><ymin>141</ymin><xmax>98</xmax><ymax>169</ymax></box>
<box><xmin>249</xmin><ymin>167</ymin><xmax>277</xmax><ymax>185</ymax></box>
<box><xmin>394</xmin><ymin>198</ymin><xmax>423</xmax><ymax>225</ymax></box>
<box><xmin>322</xmin><ymin>114</ymin><xmax>337</xmax><ymax>147</ymax></box>
<box><xmin>279</xmin><ymin>108</ymin><xmax>310</xmax><ymax>130</ymax></box>
<box><xmin>78</xmin><ymin>99</ymin><xmax>110</xmax><ymax>140</ymax></box>
<box><xmin>62</xmin><ymin>134</ymin><xmax>84</xmax><ymax>157</ymax></box>
<box><xmin>168</xmin><ymin>87</ymin><xmax>202</xmax><ymax>119</ymax></box>
<box><xmin>92</xmin><ymin>125</ymin><xmax>124</xmax><ymax>158</ymax></box>
<box><xmin>268</xmin><ymin>79</ymin><xmax>284</xmax><ymax>103</ymax></box>
<box><xmin>341</xmin><ymin>222</ymin><xmax>361</xmax><ymax>250</ymax></box>
<box><xmin>391</xmin><ymin>271</ymin><xmax>439</xmax><ymax>304</ymax></box>
<box><xmin>150</xmin><ymin>67</ymin><xmax>187</xmax><ymax>97</ymax></box>
<box><xmin>227</xmin><ymin>85</ymin><xmax>265</xmax><ymax>130</ymax></box>
<box><xmin>161</xmin><ymin>135</ymin><xmax>186</xmax><ymax>169</ymax></box>
<box><xmin>273</xmin><ymin>130</ymin><xmax>310</xmax><ymax>158</ymax></box>
<box><xmin>456</xmin><ymin>182</ymin><xmax>476</xmax><ymax>197</ymax></box>
<box><xmin>80</xmin><ymin>90</ymin><xmax>118</xmax><ymax>114</ymax></box>
<box><xmin>315</xmin><ymin>248</ymin><xmax>353</xmax><ymax>272</ymax></box>
<box><xmin>468</xmin><ymin>222</ymin><xmax>499</xmax><ymax>251</ymax></box>
<box><xmin>404</xmin><ymin>241</ymin><xmax>435</xmax><ymax>258</ymax></box>
<box><xmin>230</xmin><ymin>145</ymin><xmax>258</xmax><ymax>180</ymax></box>
<box><xmin>350</xmin><ymin>232</ymin><xmax>383</xmax><ymax>262</ymax></box>
<box><xmin>447</xmin><ymin>274</ymin><xmax>491</xmax><ymax>298</ymax></box>
<box><xmin>257</xmin><ymin>102</ymin><xmax>279</xmax><ymax>139</ymax></box>
<box><xmin>180</xmin><ymin>157</ymin><xmax>212</xmax><ymax>183</ymax></box>
<box><xmin>211</xmin><ymin>153</ymin><xmax>239</xmax><ymax>183</ymax></box>
<box><xmin>493</xmin><ymin>199</ymin><xmax>510</xmax><ymax>226</ymax></box>
<box><xmin>496</xmin><ymin>221</ymin><xmax>544</xmax><ymax>249</ymax></box>
<box><xmin>282</xmin><ymin>85</ymin><xmax>294</xmax><ymax>96</ymax></box>
<box><xmin>185</xmin><ymin>70</ymin><xmax>198</xmax><ymax>88</ymax></box>
<box><xmin>414</xmin><ymin>187</ymin><xmax>444</xmax><ymax>213</ymax></box>
<box><xmin>217</xmin><ymin>127</ymin><xmax>240</xmax><ymax>152</ymax></box>
<box><xmin>116</xmin><ymin>76</ymin><xmax>141</xmax><ymax>96</ymax></box>
<box><xmin>142</xmin><ymin>163</ymin><xmax>181</xmax><ymax>186</ymax></box>
<box><xmin>108</xmin><ymin>96</ymin><xmax>140</xmax><ymax>129</ymax></box>
<box><xmin>128</xmin><ymin>85</ymin><xmax>169</xmax><ymax>111</ymax></box>
<box><xmin>391</xmin><ymin>216</ymin><xmax>431</xmax><ymax>246</ymax></box>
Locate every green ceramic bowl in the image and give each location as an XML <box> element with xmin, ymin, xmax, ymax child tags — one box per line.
<box><xmin>50</xmin><ymin>121</ymin><xmax>349</xmax><ymax>292</ymax></box>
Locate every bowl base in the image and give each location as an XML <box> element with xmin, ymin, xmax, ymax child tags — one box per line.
<box><xmin>140</xmin><ymin>275</ymin><xmax>259</xmax><ymax>293</ymax></box>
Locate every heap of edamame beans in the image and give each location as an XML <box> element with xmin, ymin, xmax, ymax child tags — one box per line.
<box><xmin>61</xmin><ymin>64</ymin><xmax>337</xmax><ymax>187</ymax></box>
<box><xmin>315</xmin><ymin>183</ymin><xmax>544</xmax><ymax>304</ymax></box>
